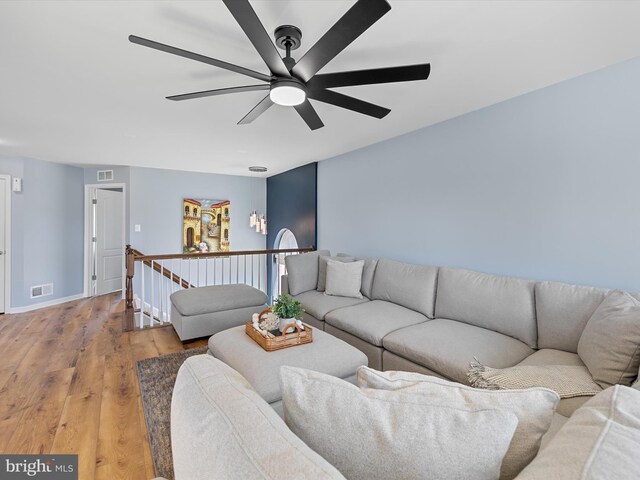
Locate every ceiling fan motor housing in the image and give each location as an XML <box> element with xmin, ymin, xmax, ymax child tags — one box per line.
<box><xmin>274</xmin><ymin>25</ymin><xmax>302</xmax><ymax>51</ymax></box>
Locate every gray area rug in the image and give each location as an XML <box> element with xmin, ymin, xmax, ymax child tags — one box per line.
<box><xmin>136</xmin><ymin>346</ymin><xmax>208</xmax><ymax>480</ymax></box>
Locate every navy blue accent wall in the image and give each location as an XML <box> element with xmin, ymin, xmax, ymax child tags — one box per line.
<box><xmin>266</xmin><ymin>162</ymin><xmax>317</xmax><ymax>298</ymax></box>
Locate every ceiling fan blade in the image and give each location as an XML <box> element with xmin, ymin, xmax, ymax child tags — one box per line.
<box><xmin>291</xmin><ymin>0</ymin><xmax>391</xmax><ymax>83</ymax></box>
<box><xmin>309</xmin><ymin>64</ymin><xmax>431</xmax><ymax>89</ymax></box>
<box><xmin>308</xmin><ymin>89</ymin><xmax>390</xmax><ymax>119</ymax></box>
<box><xmin>129</xmin><ymin>35</ymin><xmax>271</xmax><ymax>83</ymax></box>
<box><xmin>167</xmin><ymin>84</ymin><xmax>269</xmax><ymax>101</ymax></box>
<box><xmin>238</xmin><ymin>95</ymin><xmax>274</xmax><ymax>124</ymax></box>
<box><xmin>222</xmin><ymin>0</ymin><xmax>291</xmax><ymax>78</ymax></box>
<box><xmin>294</xmin><ymin>100</ymin><xmax>324</xmax><ymax>130</ymax></box>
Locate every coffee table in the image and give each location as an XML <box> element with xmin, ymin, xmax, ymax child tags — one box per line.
<box><xmin>208</xmin><ymin>324</ymin><xmax>368</xmax><ymax>416</ymax></box>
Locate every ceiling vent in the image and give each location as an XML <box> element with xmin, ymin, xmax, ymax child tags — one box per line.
<box><xmin>97</xmin><ymin>170</ymin><xmax>114</xmax><ymax>182</ymax></box>
<box><xmin>30</xmin><ymin>283</ymin><xmax>53</xmax><ymax>299</ymax></box>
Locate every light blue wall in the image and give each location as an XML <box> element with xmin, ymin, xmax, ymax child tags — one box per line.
<box><xmin>129</xmin><ymin>166</ymin><xmax>266</xmax><ymax>255</ymax></box>
<box><xmin>0</xmin><ymin>156</ymin><xmax>84</xmax><ymax>307</ymax></box>
<box><xmin>318</xmin><ymin>56</ymin><xmax>640</xmax><ymax>291</ymax></box>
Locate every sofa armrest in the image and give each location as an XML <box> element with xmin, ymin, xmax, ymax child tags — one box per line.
<box><xmin>281</xmin><ymin>274</ymin><xmax>290</xmax><ymax>295</ymax></box>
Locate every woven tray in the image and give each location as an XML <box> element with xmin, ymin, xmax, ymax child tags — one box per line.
<box><xmin>245</xmin><ymin>313</ymin><xmax>313</xmax><ymax>352</ymax></box>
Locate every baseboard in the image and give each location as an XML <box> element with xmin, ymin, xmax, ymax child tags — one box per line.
<box><xmin>7</xmin><ymin>293</ymin><xmax>86</xmax><ymax>314</ymax></box>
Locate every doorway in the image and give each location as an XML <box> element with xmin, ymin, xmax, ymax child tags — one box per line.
<box><xmin>271</xmin><ymin>228</ymin><xmax>298</xmax><ymax>300</ymax></box>
<box><xmin>84</xmin><ymin>183</ymin><xmax>126</xmax><ymax>297</ymax></box>
<box><xmin>0</xmin><ymin>175</ymin><xmax>10</xmax><ymax>313</ymax></box>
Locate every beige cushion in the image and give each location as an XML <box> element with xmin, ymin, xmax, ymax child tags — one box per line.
<box><xmin>171</xmin><ymin>355</ymin><xmax>346</xmax><ymax>480</ymax></box>
<box><xmin>516</xmin><ymin>385</ymin><xmax>640</xmax><ymax>480</ymax></box>
<box><xmin>382</xmin><ymin>319</ymin><xmax>534</xmax><ymax>384</ymax></box>
<box><xmin>357</xmin><ymin>367</ymin><xmax>559</xmax><ymax>480</ymax></box>
<box><xmin>280</xmin><ymin>366</ymin><xmax>518</xmax><ymax>480</ymax></box>
<box><xmin>325</xmin><ymin>260</ymin><xmax>364</xmax><ymax>299</ymax></box>
<box><xmin>577</xmin><ymin>290</ymin><xmax>640</xmax><ymax>388</ymax></box>
<box><xmin>285</xmin><ymin>250</ymin><xmax>330</xmax><ymax>295</ymax></box>
<box><xmin>317</xmin><ymin>255</ymin><xmax>354</xmax><ymax>292</ymax></box>
<box><xmin>292</xmin><ymin>290</ymin><xmax>368</xmax><ymax>321</ymax></box>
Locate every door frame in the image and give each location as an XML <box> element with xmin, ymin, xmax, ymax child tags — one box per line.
<box><xmin>0</xmin><ymin>175</ymin><xmax>12</xmax><ymax>312</ymax></box>
<box><xmin>84</xmin><ymin>183</ymin><xmax>127</xmax><ymax>298</ymax></box>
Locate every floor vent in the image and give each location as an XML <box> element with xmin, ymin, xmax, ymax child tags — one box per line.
<box><xmin>97</xmin><ymin>170</ymin><xmax>114</xmax><ymax>182</ymax></box>
<box><xmin>31</xmin><ymin>283</ymin><xmax>54</xmax><ymax>299</ymax></box>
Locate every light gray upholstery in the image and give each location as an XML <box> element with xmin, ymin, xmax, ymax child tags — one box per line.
<box><xmin>171</xmin><ymin>304</ymin><xmax>266</xmax><ymax>342</ymax></box>
<box><xmin>370</xmin><ymin>259</ymin><xmax>438</xmax><ymax>318</ymax></box>
<box><xmin>324</xmin><ymin>300</ymin><xmax>428</xmax><ymax>346</ymax></box>
<box><xmin>317</xmin><ymin>255</ymin><xmax>353</xmax><ymax>292</ymax></box>
<box><xmin>171</xmin><ymin>355</ymin><xmax>347</xmax><ymax>480</ymax></box>
<box><xmin>325</xmin><ymin>323</ymin><xmax>385</xmax><ymax>370</ymax></box>
<box><xmin>358</xmin><ymin>258</ymin><xmax>378</xmax><ymax>299</ymax></box>
<box><xmin>517</xmin><ymin>349</ymin><xmax>597</xmax><ymax>417</ymax></box>
<box><xmin>382</xmin><ymin>351</ymin><xmax>449</xmax><ymax>378</ymax></box>
<box><xmin>281</xmin><ymin>274</ymin><xmax>289</xmax><ymax>295</ymax></box>
<box><xmin>170</xmin><ymin>284</ymin><xmax>267</xmax><ymax>316</ymax></box>
<box><xmin>516</xmin><ymin>386</ymin><xmax>640</xmax><ymax>480</ymax></box>
<box><xmin>292</xmin><ymin>289</ymin><xmax>368</xmax><ymax>320</ymax></box>
<box><xmin>301</xmin><ymin>311</ymin><xmax>325</xmax><ymax>331</ymax></box>
<box><xmin>383</xmin><ymin>319</ymin><xmax>534</xmax><ymax>384</ymax></box>
<box><xmin>435</xmin><ymin>267</ymin><xmax>537</xmax><ymax>348</ymax></box>
<box><xmin>535</xmin><ymin>281</ymin><xmax>606</xmax><ymax>352</ymax></box>
<box><xmin>208</xmin><ymin>325</ymin><xmax>367</xmax><ymax>404</ymax></box>
<box><xmin>285</xmin><ymin>250</ymin><xmax>330</xmax><ymax>295</ymax></box>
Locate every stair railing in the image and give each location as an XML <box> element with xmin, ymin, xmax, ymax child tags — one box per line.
<box><xmin>125</xmin><ymin>245</ymin><xmax>313</xmax><ymax>329</ymax></box>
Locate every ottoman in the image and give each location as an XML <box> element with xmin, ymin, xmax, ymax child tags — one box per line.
<box><xmin>209</xmin><ymin>325</ymin><xmax>368</xmax><ymax>416</ymax></box>
<box><xmin>170</xmin><ymin>284</ymin><xmax>268</xmax><ymax>341</ymax></box>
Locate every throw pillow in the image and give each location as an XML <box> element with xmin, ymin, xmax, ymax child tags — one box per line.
<box><xmin>284</xmin><ymin>250</ymin><xmax>330</xmax><ymax>296</ymax></box>
<box><xmin>280</xmin><ymin>366</ymin><xmax>519</xmax><ymax>480</ymax></box>
<box><xmin>577</xmin><ymin>290</ymin><xmax>640</xmax><ymax>388</ymax></box>
<box><xmin>317</xmin><ymin>255</ymin><xmax>354</xmax><ymax>292</ymax></box>
<box><xmin>516</xmin><ymin>385</ymin><xmax>640</xmax><ymax>479</ymax></box>
<box><xmin>324</xmin><ymin>260</ymin><xmax>364</xmax><ymax>299</ymax></box>
<box><xmin>357</xmin><ymin>367</ymin><xmax>560</xmax><ymax>480</ymax></box>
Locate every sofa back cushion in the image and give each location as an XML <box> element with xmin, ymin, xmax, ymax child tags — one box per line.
<box><xmin>435</xmin><ymin>267</ymin><xmax>537</xmax><ymax>348</ymax></box>
<box><xmin>171</xmin><ymin>355</ymin><xmax>346</xmax><ymax>480</ymax></box>
<box><xmin>285</xmin><ymin>250</ymin><xmax>330</xmax><ymax>296</ymax></box>
<box><xmin>535</xmin><ymin>281</ymin><xmax>607</xmax><ymax>353</ymax></box>
<box><xmin>317</xmin><ymin>255</ymin><xmax>354</xmax><ymax>292</ymax></box>
<box><xmin>370</xmin><ymin>259</ymin><xmax>438</xmax><ymax>317</ymax></box>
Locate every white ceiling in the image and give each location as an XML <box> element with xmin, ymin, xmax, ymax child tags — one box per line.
<box><xmin>1</xmin><ymin>1</ymin><xmax>640</xmax><ymax>177</ymax></box>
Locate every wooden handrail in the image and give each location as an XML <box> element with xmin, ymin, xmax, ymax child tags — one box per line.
<box><xmin>125</xmin><ymin>245</ymin><xmax>315</xmax><ymax>309</ymax></box>
<box><xmin>131</xmin><ymin>246</ymin><xmax>314</xmax><ymax>262</ymax></box>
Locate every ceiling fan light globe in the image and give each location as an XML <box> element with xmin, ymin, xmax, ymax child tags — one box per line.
<box><xmin>270</xmin><ymin>84</ymin><xmax>306</xmax><ymax>106</ymax></box>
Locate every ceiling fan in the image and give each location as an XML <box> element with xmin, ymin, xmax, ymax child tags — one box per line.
<box><xmin>129</xmin><ymin>0</ymin><xmax>431</xmax><ymax>130</ymax></box>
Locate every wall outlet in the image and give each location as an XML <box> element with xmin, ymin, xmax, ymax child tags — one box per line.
<box><xmin>134</xmin><ymin>224</ymin><xmax>141</xmax><ymax>232</ymax></box>
<box><xmin>12</xmin><ymin>177</ymin><xmax>22</xmax><ymax>192</ymax></box>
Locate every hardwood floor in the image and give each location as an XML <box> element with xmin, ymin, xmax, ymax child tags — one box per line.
<box><xmin>0</xmin><ymin>293</ymin><xmax>207</xmax><ymax>480</ymax></box>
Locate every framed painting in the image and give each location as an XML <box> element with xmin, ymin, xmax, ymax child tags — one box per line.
<box><xmin>183</xmin><ymin>198</ymin><xmax>230</xmax><ymax>253</ymax></box>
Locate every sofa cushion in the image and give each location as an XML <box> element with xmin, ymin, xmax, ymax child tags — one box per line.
<box><xmin>280</xmin><ymin>366</ymin><xmax>518</xmax><ymax>480</ymax></box>
<box><xmin>356</xmin><ymin>367</ymin><xmax>560</xmax><ymax>480</ymax></box>
<box><xmin>517</xmin><ymin>349</ymin><xmax>598</xmax><ymax>417</ymax></box>
<box><xmin>285</xmin><ymin>250</ymin><xmax>330</xmax><ymax>295</ymax></box>
<box><xmin>324</xmin><ymin>300</ymin><xmax>429</xmax><ymax>347</ymax></box>
<box><xmin>370</xmin><ymin>259</ymin><xmax>438</xmax><ymax>318</ymax></box>
<box><xmin>317</xmin><ymin>255</ymin><xmax>354</xmax><ymax>292</ymax></box>
<box><xmin>535</xmin><ymin>281</ymin><xmax>606</xmax><ymax>353</ymax></box>
<box><xmin>435</xmin><ymin>267</ymin><xmax>537</xmax><ymax>348</ymax></box>
<box><xmin>170</xmin><ymin>284</ymin><xmax>267</xmax><ymax>316</ymax></box>
<box><xmin>171</xmin><ymin>355</ymin><xmax>346</xmax><ymax>480</ymax></box>
<box><xmin>336</xmin><ymin>254</ymin><xmax>379</xmax><ymax>298</ymax></box>
<box><xmin>293</xmin><ymin>290</ymin><xmax>368</xmax><ymax>321</ymax></box>
<box><xmin>516</xmin><ymin>385</ymin><xmax>640</xmax><ymax>480</ymax></box>
<box><xmin>578</xmin><ymin>290</ymin><xmax>640</xmax><ymax>388</ymax></box>
<box><xmin>383</xmin><ymin>319</ymin><xmax>534</xmax><ymax>384</ymax></box>
<box><xmin>325</xmin><ymin>260</ymin><xmax>364</xmax><ymax>299</ymax></box>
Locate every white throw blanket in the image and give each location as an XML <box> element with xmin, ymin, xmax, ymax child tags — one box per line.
<box><xmin>467</xmin><ymin>361</ymin><xmax>602</xmax><ymax>398</ymax></box>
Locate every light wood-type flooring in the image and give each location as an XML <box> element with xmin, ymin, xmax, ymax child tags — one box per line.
<box><xmin>0</xmin><ymin>293</ymin><xmax>207</xmax><ymax>479</ymax></box>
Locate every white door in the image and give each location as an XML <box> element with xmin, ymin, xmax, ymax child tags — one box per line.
<box><xmin>0</xmin><ymin>178</ymin><xmax>6</xmax><ymax>312</ymax></box>
<box><xmin>95</xmin><ymin>189</ymin><xmax>124</xmax><ymax>295</ymax></box>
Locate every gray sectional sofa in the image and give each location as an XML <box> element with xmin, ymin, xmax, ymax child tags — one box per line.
<box><xmin>282</xmin><ymin>253</ymin><xmax>639</xmax><ymax>417</ymax></box>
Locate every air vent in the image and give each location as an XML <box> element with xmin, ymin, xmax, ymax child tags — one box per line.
<box><xmin>30</xmin><ymin>283</ymin><xmax>53</xmax><ymax>299</ymax></box>
<box><xmin>97</xmin><ymin>170</ymin><xmax>114</xmax><ymax>182</ymax></box>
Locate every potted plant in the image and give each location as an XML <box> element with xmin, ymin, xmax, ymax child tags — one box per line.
<box><xmin>271</xmin><ymin>294</ymin><xmax>304</xmax><ymax>333</ymax></box>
